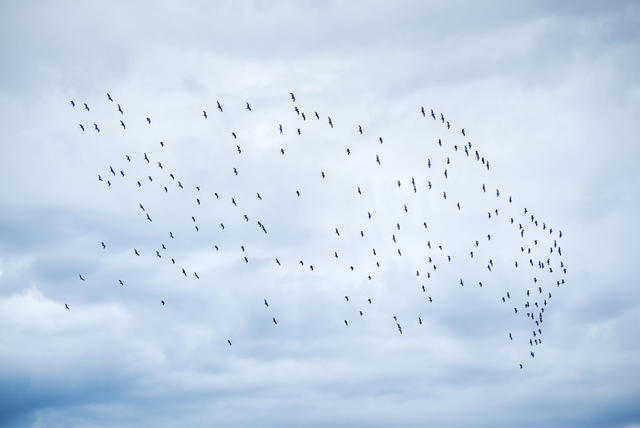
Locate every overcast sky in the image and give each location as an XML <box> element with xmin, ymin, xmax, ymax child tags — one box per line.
<box><xmin>1</xmin><ymin>1</ymin><xmax>639</xmax><ymax>427</ymax></box>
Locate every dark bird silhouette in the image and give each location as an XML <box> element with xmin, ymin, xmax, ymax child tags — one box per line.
<box><xmin>217</xmin><ymin>101</ymin><xmax>223</xmax><ymax>112</ymax></box>
<box><xmin>246</xmin><ymin>102</ymin><xmax>251</xmax><ymax>111</ymax></box>
<box><xmin>232</xmin><ymin>132</ymin><xmax>237</xmax><ymax>139</ymax></box>
<box><xmin>70</xmin><ymin>100</ymin><xmax>76</xmax><ymax>107</ymax></box>
<box><xmin>79</xmin><ymin>274</ymin><xmax>85</xmax><ymax>281</ymax></box>
<box><xmin>203</xmin><ymin>110</ymin><xmax>207</xmax><ymax>119</ymax></box>
<box><xmin>84</xmin><ymin>103</ymin><xmax>90</xmax><ymax>111</ymax></box>
<box><xmin>290</xmin><ymin>92</ymin><xmax>295</xmax><ymax>102</ymax></box>
<box><xmin>328</xmin><ymin>116</ymin><xmax>333</xmax><ymax>128</ymax></box>
<box><xmin>65</xmin><ymin>303</ymin><xmax>70</xmax><ymax>309</ymax></box>
<box><xmin>358</xmin><ymin>125</ymin><xmax>363</xmax><ymax>134</ymax></box>
<box><xmin>146</xmin><ymin>117</ymin><xmax>151</xmax><ymax>124</ymax></box>
<box><xmin>272</xmin><ymin>317</ymin><xmax>277</xmax><ymax>325</ymax></box>
<box><xmin>117</xmin><ymin>104</ymin><xmax>123</xmax><ymax>114</ymax></box>
<box><xmin>94</xmin><ymin>123</ymin><xmax>100</xmax><ymax>132</ymax></box>
<box><xmin>107</xmin><ymin>93</ymin><xmax>113</xmax><ymax>101</ymax></box>
<box><xmin>101</xmin><ymin>241</ymin><xmax>106</xmax><ymax>249</ymax></box>
<box><xmin>79</xmin><ymin>124</ymin><xmax>84</xmax><ymax>131</ymax></box>
<box><xmin>228</xmin><ymin>339</ymin><xmax>232</xmax><ymax>346</ymax></box>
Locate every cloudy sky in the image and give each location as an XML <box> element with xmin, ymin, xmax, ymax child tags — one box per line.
<box><xmin>1</xmin><ymin>1</ymin><xmax>639</xmax><ymax>427</ymax></box>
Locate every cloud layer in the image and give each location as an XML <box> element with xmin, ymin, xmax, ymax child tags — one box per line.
<box><xmin>1</xmin><ymin>1</ymin><xmax>639</xmax><ymax>427</ymax></box>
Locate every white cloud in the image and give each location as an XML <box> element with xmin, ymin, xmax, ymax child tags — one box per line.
<box><xmin>0</xmin><ymin>1</ymin><xmax>639</xmax><ymax>427</ymax></box>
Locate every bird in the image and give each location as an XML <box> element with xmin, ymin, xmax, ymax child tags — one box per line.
<box><xmin>134</xmin><ymin>248</ymin><xmax>140</xmax><ymax>256</ymax></box>
<box><xmin>203</xmin><ymin>110</ymin><xmax>207</xmax><ymax>119</ymax></box>
<box><xmin>79</xmin><ymin>124</ymin><xmax>84</xmax><ymax>131</ymax></box>
<box><xmin>161</xmin><ymin>300</ymin><xmax>165</xmax><ymax>306</ymax></box>
<box><xmin>227</xmin><ymin>339</ymin><xmax>232</xmax><ymax>346</ymax></box>
<box><xmin>146</xmin><ymin>117</ymin><xmax>151</xmax><ymax>124</ymax></box>
<box><xmin>264</xmin><ymin>299</ymin><xmax>269</xmax><ymax>307</ymax></box>
<box><xmin>70</xmin><ymin>100</ymin><xmax>76</xmax><ymax>107</ymax></box>
<box><xmin>79</xmin><ymin>274</ymin><xmax>85</xmax><ymax>281</ymax></box>
<box><xmin>272</xmin><ymin>317</ymin><xmax>277</xmax><ymax>325</ymax></box>
<box><xmin>117</xmin><ymin>104</ymin><xmax>123</xmax><ymax>114</ymax></box>
<box><xmin>101</xmin><ymin>242</ymin><xmax>106</xmax><ymax>249</ymax></box>
<box><xmin>65</xmin><ymin>303</ymin><xmax>70</xmax><ymax>309</ymax></box>
<box><xmin>217</xmin><ymin>101</ymin><xmax>223</xmax><ymax>112</ymax></box>
<box><xmin>246</xmin><ymin>102</ymin><xmax>251</xmax><ymax>111</ymax></box>
<box><xmin>94</xmin><ymin>123</ymin><xmax>100</xmax><ymax>132</ymax></box>
<box><xmin>84</xmin><ymin>103</ymin><xmax>90</xmax><ymax>111</ymax></box>
<box><xmin>290</xmin><ymin>92</ymin><xmax>295</xmax><ymax>102</ymax></box>
<box><xmin>107</xmin><ymin>93</ymin><xmax>113</xmax><ymax>101</ymax></box>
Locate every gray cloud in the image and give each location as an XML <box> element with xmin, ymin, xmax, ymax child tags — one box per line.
<box><xmin>0</xmin><ymin>0</ymin><xmax>639</xmax><ymax>427</ymax></box>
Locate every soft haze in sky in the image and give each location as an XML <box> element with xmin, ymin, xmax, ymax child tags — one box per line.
<box><xmin>1</xmin><ymin>1</ymin><xmax>639</xmax><ymax>427</ymax></box>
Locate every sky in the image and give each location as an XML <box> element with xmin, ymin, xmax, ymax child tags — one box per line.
<box><xmin>1</xmin><ymin>1</ymin><xmax>639</xmax><ymax>427</ymax></box>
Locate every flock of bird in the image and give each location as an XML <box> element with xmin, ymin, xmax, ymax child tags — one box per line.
<box><xmin>67</xmin><ymin>91</ymin><xmax>567</xmax><ymax>369</ymax></box>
